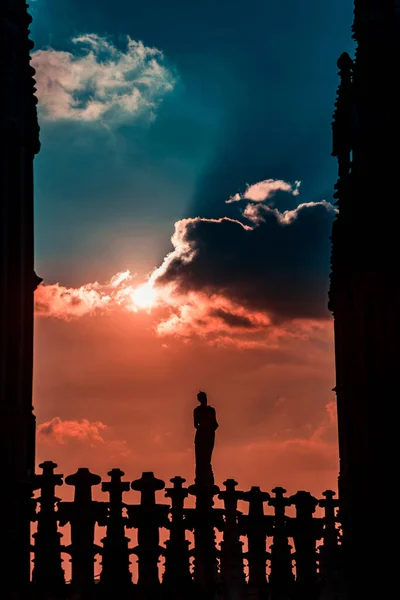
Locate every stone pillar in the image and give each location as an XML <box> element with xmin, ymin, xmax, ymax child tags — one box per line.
<box><xmin>99</xmin><ymin>469</ymin><xmax>132</xmax><ymax>596</ymax></box>
<box><xmin>290</xmin><ymin>491</ymin><xmax>322</xmax><ymax>600</ymax></box>
<box><xmin>58</xmin><ymin>468</ymin><xmax>107</xmax><ymax>597</ymax></box>
<box><xmin>240</xmin><ymin>486</ymin><xmax>271</xmax><ymax>599</ymax></box>
<box><xmin>268</xmin><ymin>487</ymin><xmax>294</xmax><ymax>600</ymax></box>
<box><xmin>163</xmin><ymin>476</ymin><xmax>193</xmax><ymax>599</ymax></box>
<box><xmin>218</xmin><ymin>479</ymin><xmax>246</xmax><ymax>600</ymax></box>
<box><xmin>31</xmin><ymin>461</ymin><xmax>65</xmax><ymax>597</ymax></box>
<box><xmin>318</xmin><ymin>491</ymin><xmax>343</xmax><ymax>600</ymax></box>
<box><xmin>127</xmin><ymin>472</ymin><xmax>169</xmax><ymax>599</ymax></box>
<box><xmin>187</xmin><ymin>482</ymin><xmax>223</xmax><ymax>600</ymax></box>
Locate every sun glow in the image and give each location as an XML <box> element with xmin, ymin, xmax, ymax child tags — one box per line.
<box><xmin>131</xmin><ymin>283</ymin><xmax>158</xmax><ymax>310</ymax></box>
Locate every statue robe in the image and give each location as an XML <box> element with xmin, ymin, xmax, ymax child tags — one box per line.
<box><xmin>194</xmin><ymin>405</ymin><xmax>218</xmax><ymax>486</ymax></box>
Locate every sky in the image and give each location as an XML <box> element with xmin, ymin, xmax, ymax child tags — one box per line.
<box><xmin>30</xmin><ymin>0</ymin><xmax>355</xmax><ymax>499</ymax></box>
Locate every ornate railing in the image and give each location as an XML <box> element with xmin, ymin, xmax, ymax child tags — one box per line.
<box><xmin>30</xmin><ymin>461</ymin><xmax>344</xmax><ymax>600</ymax></box>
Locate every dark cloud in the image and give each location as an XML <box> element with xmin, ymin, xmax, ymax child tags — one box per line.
<box><xmin>37</xmin><ymin>420</ymin><xmax>56</xmax><ymax>437</ymax></box>
<box><xmin>155</xmin><ymin>201</ymin><xmax>335</xmax><ymax>322</ymax></box>
<box><xmin>209</xmin><ymin>308</ymin><xmax>259</xmax><ymax>329</ymax></box>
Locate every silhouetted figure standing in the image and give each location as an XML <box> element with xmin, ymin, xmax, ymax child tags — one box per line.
<box><xmin>194</xmin><ymin>391</ymin><xmax>218</xmax><ymax>486</ymax></box>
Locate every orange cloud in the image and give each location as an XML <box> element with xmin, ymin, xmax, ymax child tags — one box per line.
<box><xmin>155</xmin><ymin>292</ymin><xmax>334</xmax><ymax>348</ymax></box>
<box><xmin>34</xmin><ymin>264</ymin><xmax>335</xmax><ymax>353</ymax></box>
<box><xmin>37</xmin><ymin>417</ymin><xmax>107</xmax><ymax>444</ymax></box>
<box><xmin>35</xmin><ymin>269</ymin><xmax>334</xmax><ymax>350</ymax></box>
<box><xmin>34</xmin><ymin>270</ymin><xmax>162</xmax><ymax>319</ymax></box>
<box><xmin>155</xmin><ymin>292</ymin><xmax>271</xmax><ymax>338</ymax></box>
<box><xmin>37</xmin><ymin>417</ymin><xmax>132</xmax><ymax>459</ymax></box>
<box><xmin>35</xmin><ymin>281</ymin><xmax>112</xmax><ymax>319</ymax></box>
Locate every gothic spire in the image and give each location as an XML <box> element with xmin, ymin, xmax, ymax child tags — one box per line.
<box><xmin>1</xmin><ymin>1</ymin><xmax>40</xmax><ymax>153</ymax></box>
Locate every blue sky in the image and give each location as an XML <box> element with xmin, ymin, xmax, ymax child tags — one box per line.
<box><xmin>30</xmin><ymin>0</ymin><xmax>354</xmax><ymax>287</ymax></box>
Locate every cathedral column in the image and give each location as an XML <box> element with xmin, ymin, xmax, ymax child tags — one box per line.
<box><xmin>330</xmin><ymin>2</ymin><xmax>400</xmax><ymax>597</ymax></box>
<box><xmin>0</xmin><ymin>1</ymin><xmax>41</xmax><ymax>595</ymax></box>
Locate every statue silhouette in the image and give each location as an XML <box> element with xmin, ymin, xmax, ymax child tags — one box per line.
<box><xmin>194</xmin><ymin>391</ymin><xmax>218</xmax><ymax>486</ymax></box>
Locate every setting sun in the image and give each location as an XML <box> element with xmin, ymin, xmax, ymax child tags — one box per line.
<box><xmin>131</xmin><ymin>283</ymin><xmax>157</xmax><ymax>309</ymax></box>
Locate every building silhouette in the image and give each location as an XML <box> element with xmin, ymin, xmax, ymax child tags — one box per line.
<box><xmin>1</xmin><ymin>0</ymin><xmax>393</xmax><ymax>598</ymax></box>
<box><xmin>329</xmin><ymin>2</ymin><xmax>399</xmax><ymax>598</ymax></box>
<box><xmin>0</xmin><ymin>0</ymin><xmax>42</xmax><ymax>595</ymax></box>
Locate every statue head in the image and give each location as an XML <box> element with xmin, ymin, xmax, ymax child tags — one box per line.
<box><xmin>197</xmin><ymin>391</ymin><xmax>207</xmax><ymax>405</ymax></box>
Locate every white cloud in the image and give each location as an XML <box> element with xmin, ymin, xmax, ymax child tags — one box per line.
<box><xmin>227</xmin><ymin>179</ymin><xmax>301</xmax><ymax>204</ymax></box>
<box><xmin>243</xmin><ymin>199</ymin><xmax>336</xmax><ymax>225</ymax></box>
<box><xmin>32</xmin><ymin>33</ymin><xmax>176</xmax><ymax>123</ymax></box>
